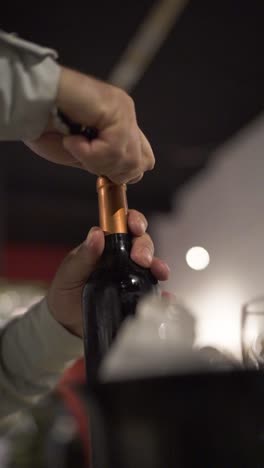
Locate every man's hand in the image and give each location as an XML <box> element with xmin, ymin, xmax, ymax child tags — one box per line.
<box><xmin>47</xmin><ymin>210</ymin><xmax>170</xmax><ymax>337</ymax></box>
<box><xmin>25</xmin><ymin>67</ymin><xmax>155</xmax><ymax>184</ymax></box>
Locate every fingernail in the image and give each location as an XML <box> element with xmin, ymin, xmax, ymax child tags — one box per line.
<box><xmin>140</xmin><ymin>219</ymin><xmax>147</xmax><ymax>233</ymax></box>
<box><xmin>137</xmin><ymin>214</ymin><xmax>148</xmax><ymax>232</ymax></box>
<box><xmin>85</xmin><ymin>227</ymin><xmax>98</xmax><ymax>247</ymax></box>
<box><xmin>163</xmin><ymin>262</ymin><xmax>171</xmax><ymax>273</ymax></box>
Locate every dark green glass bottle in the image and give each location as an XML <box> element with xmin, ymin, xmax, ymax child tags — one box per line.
<box><xmin>82</xmin><ymin>177</ymin><xmax>157</xmax><ymax>381</ymax></box>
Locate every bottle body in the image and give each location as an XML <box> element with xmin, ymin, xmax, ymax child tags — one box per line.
<box><xmin>82</xmin><ymin>234</ymin><xmax>157</xmax><ymax>380</ymax></box>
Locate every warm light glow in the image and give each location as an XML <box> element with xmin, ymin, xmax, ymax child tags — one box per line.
<box><xmin>192</xmin><ymin>282</ymin><xmax>243</xmax><ymax>356</ymax></box>
<box><xmin>186</xmin><ymin>246</ymin><xmax>210</xmax><ymax>271</ymax></box>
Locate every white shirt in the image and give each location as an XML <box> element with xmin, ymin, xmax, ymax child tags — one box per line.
<box><xmin>0</xmin><ymin>30</ymin><xmax>60</xmax><ymax>140</ymax></box>
<box><xmin>0</xmin><ymin>31</ymin><xmax>83</xmax><ymax>429</ymax></box>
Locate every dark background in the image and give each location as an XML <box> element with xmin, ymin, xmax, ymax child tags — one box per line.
<box><xmin>1</xmin><ymin>0</ymin><xmax>264</xmax><ymax>245</ymax></box>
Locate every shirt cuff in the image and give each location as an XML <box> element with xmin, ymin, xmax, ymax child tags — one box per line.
<box><xmin>0</xmin><ymin>30</ymin><xmax>58</xmax><ymax>59</ymax></box>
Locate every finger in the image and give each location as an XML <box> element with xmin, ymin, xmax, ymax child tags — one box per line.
<box><xmin>128</xmin><ymin>209</ymin><xmax>148</xmax><ymax>236</ymax></box>
<box><xmin>63</xmin><ymin>136</ymin><xmax>125</xmax><ymax>181</ymax></box>
<box><xmin>63</xmin><ymin>135</ymin><xmax>144</xmax><ymax>184</ymax></box>
<box><xmin>161</xmin><ymin>291</ymin><xmax>176</xmax><ymax>300</ymax></box>
<box><xmin>150</xmin><ymin>257</ymin><xmax>170</xmax><ymax>281</ymax></box>
<box><xmin>25</xmin><ymin>133</ymin><xmax>82</xmax><ymax>167</ymax></box>
<box><xmin>111</xmin><ymin>170</ymin><xmax>143</xmax><ymax>185</ymax></box>
<box><xmin>127</xmin><ymin>173</ymin><xmax>144</xmax><ymax>184</ymax></box>
<box><xmin>130</xmin><ymin>232</ymin><xmax>154</xmax><ymax>268</ymax></box>
<box><xmin>63</xmin><ymin>135</ymin><xmax>119</xmax><ymax>175</ymax></box>
<box><xmin>139</xmin><ymin>129</ymin><xmax>155</xmax><ymax>172</ymax></box>
<box><xmin>63</xmin><ymin>134</ymin><xmax>95</xmax><ymax>151</ymax></box>
<box><xmin>59</xmin><ymin>227</ymin><xmax>104</xmax><ymax>284</ymax></box>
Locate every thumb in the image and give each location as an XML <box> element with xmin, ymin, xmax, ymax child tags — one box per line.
<box><xmin>58</xmin><ymin>227</ymin><xmax>105</xmax><ymax>286</ymax></box>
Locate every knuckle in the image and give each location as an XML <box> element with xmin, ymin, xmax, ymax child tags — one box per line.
<box><xmin>145</xmin><ymin>233</ymin><xmax>154</xmax><ymax>250</ymax></box>
<box><xmin>138</xmin><ymin>236</ymin><xmax>154</xmax><ymax>255</ymax></box>
<box><xmin>119</xmin><ymin>91</ymin><xmax>136</xmax><ymax>115</ymax></box>
<box><xmin>116</xmin><ymin>87</ymin><xmax>134</xmax><ymax>104</ymax></box>
<box><xmin>148</xmin><ymin>157</ymin><xmax>155</xmax><ymax>170</ymax></box>
<box><xmin>140</xmin><ymin>212</ymin><xmax>148</xmax><ymax>228</ymax></box>
<box><xmin>126</xmin><ymin>94</ymin><xmax>136</xmax><ymax>111</ymax></box>
<box><xmin>129</xmin><ymin>209</ymin><xmax>148</xmax><ymax>228</ymax></box>
<box><xmin>115</xmin><ymin>146</ymin><xmax>140</xmax><ymax>171</ymax></box>
<box><xmin>144</xmin><ymin>150</ymin><xmax>155</xmax><ymax>170</ymax></box>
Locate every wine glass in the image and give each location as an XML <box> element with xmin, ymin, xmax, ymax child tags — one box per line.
<box><xmin>241</xmin><ymin>297</ymin><xmax>264</xmax><ymax>368</ymax></box>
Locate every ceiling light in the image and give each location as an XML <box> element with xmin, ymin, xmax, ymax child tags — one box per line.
<box><xmin>186</xmin><ymin>246</ymin><xmax>210</xmax><ymax>271</ymax></box>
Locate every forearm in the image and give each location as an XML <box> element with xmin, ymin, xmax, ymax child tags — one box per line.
<box><xmin>0</xmin><ymin>298</ymin><xmax>83</xmax><ymax>428</ymax></box>
<box><xmin>0</xmin><ymin>30</ymin><xmax>60</xmax><ymax>140</ymax></box>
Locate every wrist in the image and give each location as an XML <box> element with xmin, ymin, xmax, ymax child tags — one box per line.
<box><xmin>55</xmin><ymin>67</ymin><xmax>87</xmax><ymax>122</ymax></box>
<box><xmin>46</xmin><ymin>295</ymin><xmax>83</xmax><ymax>339</ymax></box>
<box><xmin>55</xmin><ymin>66</ymin><xmax>115</xmax><ymax>129</ymax></box>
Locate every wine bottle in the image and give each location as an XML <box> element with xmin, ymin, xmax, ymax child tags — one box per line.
<box><xmin>82</xmin><ymin>176</ymin><xmax>157</xmax><ymax>381</ymax></box>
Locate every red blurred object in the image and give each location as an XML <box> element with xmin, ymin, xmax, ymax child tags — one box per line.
<box><xmin>3</xmin><ymin>243</ymin><xmax>70</xmax><ymax>281</ymax></box>
<box><xmin>59</xmin><ymin>358</ymin><xmax>86</xmax><ymax>387</ymax></box>
<box><xmin>58</xmin><ymin>358</ymin><xmax>90</xmax><ymax>466</ymax></box>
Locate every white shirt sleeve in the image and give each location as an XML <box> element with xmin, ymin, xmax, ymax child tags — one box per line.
<box><xmin>0</xmin><ymin>298</ymin><xmax>83</xmax><ymax>428</ymax></box>
<box><xmin>0</xmin><ymin>30</ymin><xmax>61</xmax><ymax>141</ymax></box>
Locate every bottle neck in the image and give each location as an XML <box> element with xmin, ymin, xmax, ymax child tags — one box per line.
<box><xmin>97</xmin><ymin>177</ymin><xmax>128</xmax><ymax>235</ymax></box>
<box><xmin>96</xmin><ymin>177</ymin><xmax>131</xmax><ymax>262</ymax></box>
<box><xmin>102</xmin><ymin>233</ymin><xmax>132</xmax><ymax>267</ymax></box>
<box><xmin>103</xmin><ymin>233</ymin><xmax>132</xmax><ymax>257</ymax></box>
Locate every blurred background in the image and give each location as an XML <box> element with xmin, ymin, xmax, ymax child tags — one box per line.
<box><xmin>1</xmin><ymin>0</ymin><xmax>264</xmax><ymax>356</ymax></box>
